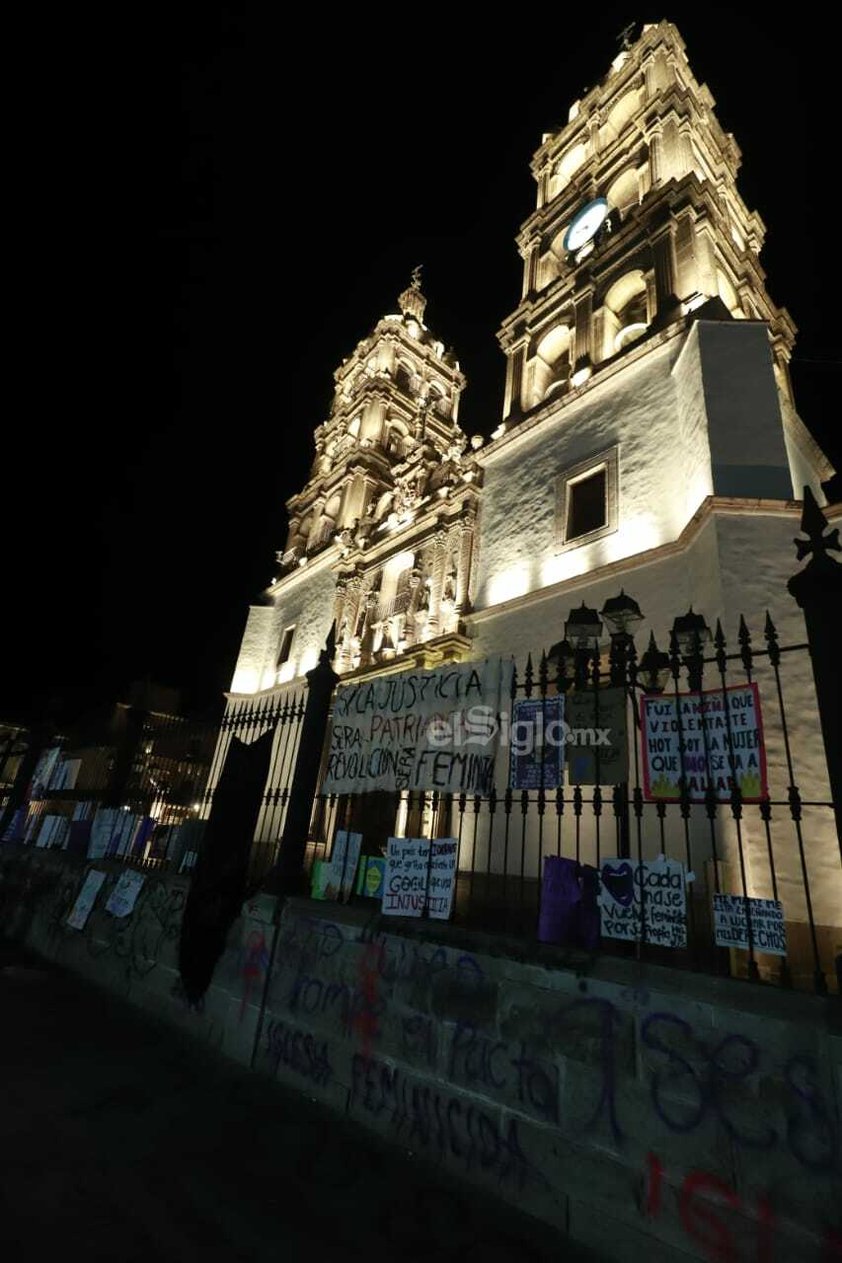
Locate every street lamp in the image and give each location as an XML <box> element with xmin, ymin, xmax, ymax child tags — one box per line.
<box><xmin>600</xmin><ymin>590</ymin><xmax>643</xmax><ymax>639</ymax></box>
<box><xmin>638</xmin><ymin>632</ymin><xmax>671</xmax><ymax>695</ymax></box>
<box><xmin>564</xmin><ymin>601</ymin><xmax>604</xmax><ymax>647</ymax></box>
<box><xmin>671</xmin><ymin>608</ymin><xmax>712</xmax><ymax>692</ymax></box>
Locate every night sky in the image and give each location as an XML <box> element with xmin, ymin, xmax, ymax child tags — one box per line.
<box><xmin>7</xmin><ymin>7</ymin><xmax>838</xmax><ymax>723</ymax></box>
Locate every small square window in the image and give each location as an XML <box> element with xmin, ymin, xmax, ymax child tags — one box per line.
<box><xmin>277</xmin><ymin>626</ymin><xmax>295</xmax><ymax>667</ymax></box>
<box><xmin>566</xmin><ymin>468</ymin><xmax>607</xmax><ymax>540</ymax></box>
<box><xmin>556</xmin><ymin>447</ymin><xmax>618</xmax><ymax>550</ymax></box>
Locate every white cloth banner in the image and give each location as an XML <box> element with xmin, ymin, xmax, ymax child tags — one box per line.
<box><xmin>323</xmin><ymin>659</ymin><xmax>504</xmax><ymax>795</ymax></box>
<box><xmin>105</xmin><ymin>870</ymin><xmax>146</xmax><ymax>918</ymax></box>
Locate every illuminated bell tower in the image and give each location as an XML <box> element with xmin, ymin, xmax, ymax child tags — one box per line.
<box><xmin>227</xmin><ymin>271</ymin><xmax>481</xmax><ymax>694</ymax></box>
<box><xmin>499</xmin><ymin>21</ymin><xmax>804</xmax><ymax>431</ymax></box>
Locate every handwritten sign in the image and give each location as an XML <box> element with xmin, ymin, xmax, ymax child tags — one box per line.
<box><xmin>67</xmin><ymin>869</ymin><xmax>106</xmax><ymax>930</ymax></box>
<box><xmin>641</xmin><ymin>684</ymin><xmax>766</xmax><ymax>802</ymax></box>
<box><xmin>427</xmin><ymin>839</ymin><xmax>458</xmax><ymax>920</ymax></box>
<box><xmin>598</xmin><ymin>856</ymin><xmax>687</xmax><ymax>948</ymax></box>
<box><xmin>509</xmin><ymin>697</ymin><xmax>564</xmax><ymax>789</ymax></box>
<box><xmin>381</xmin><ymin>837</ymin><xmax>458</xmax><ymax>919</ymax></box>
<box><xmin>105</xmin><ymin>870</ymin><xmax>146</xmax><ymax>918</ymax></box>
<box><xmin>323</xmin><ymin>659</ymin><xmax>502</xmax><ymax>795</ymax></box>
<box><xmin>713</xmin><ymin>894</ymin><xmax>786</xmax><ymax>956</ymax></box>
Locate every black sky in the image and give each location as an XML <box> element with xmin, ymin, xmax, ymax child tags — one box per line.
<box><xmin>6</xmin><ymin>6</ymin><xmax>839</xmax><ymax>722</ymax></box>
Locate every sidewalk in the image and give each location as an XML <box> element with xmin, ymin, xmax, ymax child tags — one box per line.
<box><xmin>0</xmin><ymin>941</ymin><xmax>602</xmax><ymax>1263</ymax></box>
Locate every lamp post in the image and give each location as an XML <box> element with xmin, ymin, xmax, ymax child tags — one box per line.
<box><xmin>600</xmin><ymin>591</ymin><xmax>643</xmax><ymax>860</ymax></box>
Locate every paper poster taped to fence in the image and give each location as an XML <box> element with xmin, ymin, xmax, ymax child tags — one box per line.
<box><xmin>29</xmin><ymin>747</ymin><xmax>61</xmax><ymax>799</ymax></box>
<box><xmin>321</xmin><ymin>829</ymin><xmax>362</xmax><ymax>901</ymax></box>
<box><xmin>49</xmin><ymin>758</ymin><xmax>81</xmax><ymax>792</ymax></box>
<box><xmin>598</xmin><ymin>856</ymin><xmax>687</xmax><ymax>948</ymax></box>
<box><xmin>87</xmin><ymin>808</ymin><xmax>119</xmax><ymax>860</ymax></box>
<box><xmin>323</xmin><ymin>659</ymin><xmax>504</xmax><ymax>795</ymax></box>
<box><xmin>566</xmin><ymin>688</ymin><xmax>628</xmax><ymax>785</ymax></box>
<box><xmin>382</xmin><ymin>837</ymin><xmax>429</xmax><ymax>916</ymax></box>
<box><xmin>105</xmin><ymin>870</ymin><xmax>146</xmax><ymax>918</ymax></box>
<box><xmin>509</xmin><ymin>697</ymin><xmax>564</xmax><ymax>790</ymax></box>
<box><xmin>713</xmin><ymin>894</ymin><xmax>786</xmax><ymax>956</ymax></box>
<box><xmin>381</xmin><ymin>836</ymin><xmax>458</xmax><ymax>919</ymax></box>
<box><xmin>67</xmin><ymin>869</ymin><xmax>107</xmax><ymax>930</ymax></box>
<box><xmin>355</xmin><ymin>857</ymin><xmax>386</xmax><ymax>899</ymax></box>
<box><xmin>35</xmin><ymin>814</ymin><xmax>69</xmax><ymax>850</ymax></box>
<box><xmin>427</xmin><ymin>839</ymin><xmax>458</xmax><ymax>920</ymax></box>
<box><xmin>641</xmin><ymin>683</ymin><xmax>766</xmax><ymax>803</ymax></box>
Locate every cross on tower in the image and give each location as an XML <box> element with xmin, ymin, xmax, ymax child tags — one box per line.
<box><xmin>618</xmin><ymin>21</ymin><xmax>637</xmax><ymax>50</ymax></box>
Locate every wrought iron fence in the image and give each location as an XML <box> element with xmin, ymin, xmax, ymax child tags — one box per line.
<box><xmin>300</xmin><ymin>607</ymin><xmax>840</xmax><ymax>996</ymax></box>
<box><xmin>204</xmin><ymin>685</ymin><xmax>306</xmax><ymax>886</ymax></box>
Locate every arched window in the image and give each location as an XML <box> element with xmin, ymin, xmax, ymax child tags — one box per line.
<box><xmin>601</xmin><ymin>270</ymin><xmax>649</xmax><ymax>357</ymax></box>
<box><xmin>606</xmin><ymin>167</ymin><xmax>640</xmax><ymax>220</ymax></box>
<box><xmin>526</xmin><ymin>323</ymin><xmax>571</xmax><ymax>408</ymax></box>
<box><xmin>548</xmin><ymin>142</ymin><xmax>588</xmax><ymax>200</ymax></box>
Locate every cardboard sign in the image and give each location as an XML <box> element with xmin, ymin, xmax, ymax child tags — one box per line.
<box><xmin>67</xmin><ymin>870</ymin><xmax>107</xmax><ymax>930</ymax></box>
<box><xmin>323</xmin><ymin>659</ymin><xmax>503</xmax><ymax>795</ymax></box>
<box><xmin>566</xmin><ymin>688</ymin><xmax>629</xmax><ymax>785</ymax></box>
<box><xmin>355</xmin><ymin>856</ymin><xmax>387</xmax><ymax>899</ymax></box>
<box><xmin>641</xmin><ymin>683</ymin><xmax>767</xmax><ymax>802</ymax></box>
<box><xmin>598</xmin><ymin>856</ymin><xmax>687</xmax><ymax>948</ymax></box>
<box><xmin>713</xmin><ymin>894</ymin><xmax>786</xmax><ymax>956</ymax></box>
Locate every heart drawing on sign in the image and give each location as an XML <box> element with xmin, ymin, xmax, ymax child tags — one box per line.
<box><xmin>601</xmin><ymin>862</ymin><xmax>635</xmax><ymax>906</ymax></box>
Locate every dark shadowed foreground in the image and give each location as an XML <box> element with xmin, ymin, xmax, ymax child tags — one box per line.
<box><xmin>0</xmin><ymin>943</ymin><xmax>601</xmax><ymax>1263</ymax></box>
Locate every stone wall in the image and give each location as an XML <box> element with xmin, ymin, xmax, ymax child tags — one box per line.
<box><xmin>2</xmin><ymin>845</ymin><xmax>839</xmax><ymax>1263</ymax></box>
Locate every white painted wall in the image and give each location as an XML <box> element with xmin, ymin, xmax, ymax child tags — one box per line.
<box><xmin>475</xmin><ymin>335</ymin><xmax>713</xmax><ymax>611</ymax></box>
<box><xmin>230</xmin><ymin>563</ymin><xmax>337</xmax><ymax>694</ymax></box>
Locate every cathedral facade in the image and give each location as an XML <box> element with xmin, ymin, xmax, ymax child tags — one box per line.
<box><xmin>231</xmin><ymin>20</ymin><xmax>831</xmax><ymax>697</ymax></box>
<box><xmin>218</xmin><ymin>22</ymin><xmax>838</xmax><ymax>954</ymax></box>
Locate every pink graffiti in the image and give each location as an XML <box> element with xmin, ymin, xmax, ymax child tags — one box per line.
<box><xmin>239</xmin><ymin>929</ymin><xmax>269</xmax><ymax>1021</ymax></box>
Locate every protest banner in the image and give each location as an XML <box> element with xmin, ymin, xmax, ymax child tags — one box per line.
<box><xmin>598</xmin><ymin>855</ymin><xmax>687</xmax><ymax>948</ymax></box>
<box><xmin>509</xmin><ymin>697</ymin><xmax>564</xmax><ymax>790</ymax></box>
<box><xmin>641</xmin><ymin>683</ymin><xmax>766</xmax><ymax>802</ymax></box>
<box><xmin>566</xmin><ymin>687</ymin><xmax>628</xmax><ymax>785</ymax></box>
<box><xmin>323</xmin><ymin>830</ymin><xmax>363</xmax><ymax>901</ymax></box>
<box><xmin>381</xmin><ymin>836</ymin><xmax>459</xmax><ymax>919</ymax></box>
<box><xmin>323</xmin><ymin>659</ymin><xmax>503</xmax><ymax>795</ymax></box>
<box><xmin>713</xmin><ymin>894</ymin><xmax>787</xmax><ymax>956</ymax></box>
<box><xmin>67</xmin><ymin>870</ymin><xmax>106</xmax><ymax>930</ymax></box>
<box><xmin>355</xmin><ymin>857</ymin><xmax>386</xmax><ymax>900</ymax></box>
<box><xmin>427</xmin><ymin>839</ymin><xmax>458</xmax><ymax>919</ymax></box>
<box><xmin>105</xmin><ymin>870</ymin><xmax>146</xmax><ymax>918</ymax></box>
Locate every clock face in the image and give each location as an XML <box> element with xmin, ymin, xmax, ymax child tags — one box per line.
<box><xmin>563</xmin><ymin>198</ymin><xmax>609</xmax><ymax>253</ymax></box>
